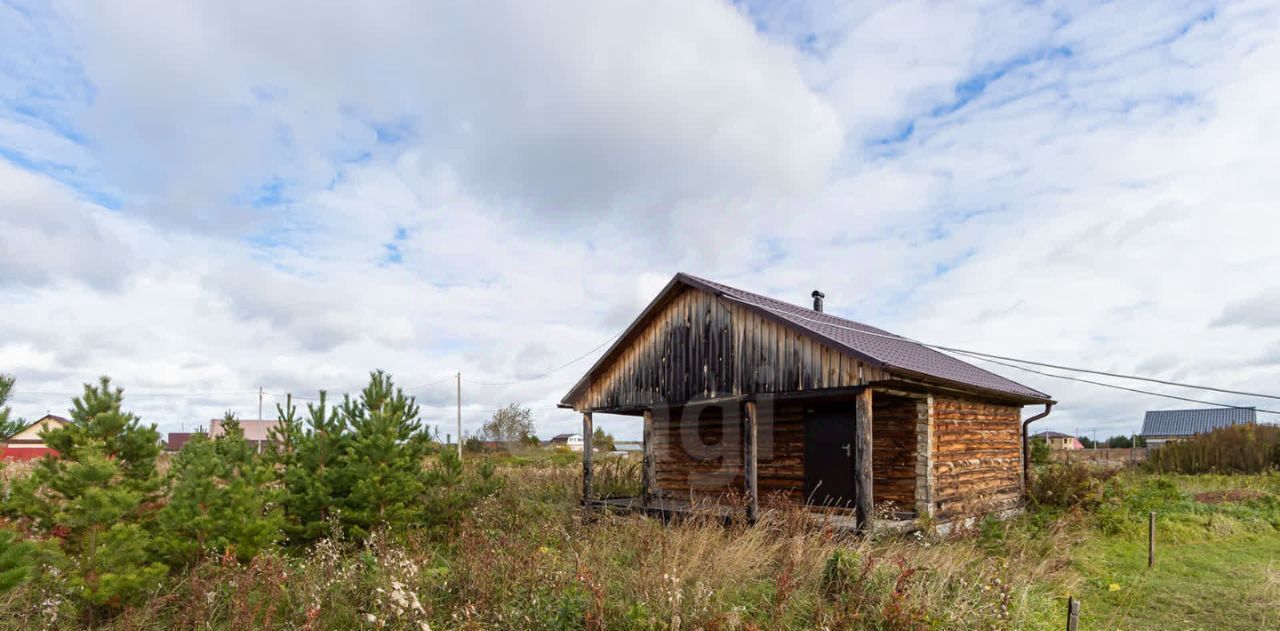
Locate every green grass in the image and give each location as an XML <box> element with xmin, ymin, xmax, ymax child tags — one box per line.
<box><xmin>1066</xmin><ymin>471</ymin><xmax>1280</xmax><ymax>630</ymax></box>
<box><xmin>1074</xmin><ymin>532</ymin><xmax>1279</xmax><ymax>630</ymax></box>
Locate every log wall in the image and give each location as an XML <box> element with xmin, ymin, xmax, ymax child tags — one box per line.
<box><xmin>648</xmin><ymin>393</ymin><xmax>1028</xmax><ymax>520</ymax></box>
<box><xmin>651</xmin><ymin>400</ymin><xmax>808</xmax><ymax>501</ymax></box>
<box><xmin>651</xmin><ymin>397</ymin><xmax>920</xmax><ymax>507</ymax></box>
<box><xmin>872</xmin><ymin>394</ymin><xmax>918</xmax><ymax>509</ymax></box>
<box><xmin>930</xmin><ymin>396</ymin><xmax>1023</xmax><ymax>519</ymax></box>
<box><xmin>574</xmin><ymin>288</ymin><xmax>888</xmax><ymax>412</ymax></box>
<box><xmin>651</xmin><ymin>405</ymin><xmax>743</xmax><ymax>497</ymax></box>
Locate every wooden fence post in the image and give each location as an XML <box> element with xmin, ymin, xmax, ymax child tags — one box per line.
<box><xmin>1066</xmin><ymin>597</ymin><xmax>1080</xmax><ymax>631</ymax></box>
<box><xmin>1148</xmin><ymin>511</ymin><xmax>1156</xmax><ymax>568</ymax></box>
<box><xmin>582</xmin><ymin>412</ymin><xmax>594</xmax><ymax>516</ymax></box>
<box><xmin>744</xmin><ymin>401</ymin><xmax>759</xmax><ymax>524</ymax></box>
<box><xmin>642</xmin><ymin>410</ymin><xmax>655</xmax><ymax>505</ymax></box>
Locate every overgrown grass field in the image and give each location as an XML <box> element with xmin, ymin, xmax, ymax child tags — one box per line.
<box><xmin>3</xmin><ymin>381</ymin><xmax>1278</xmax><ymax>630</ymax></box>
<box><xmin>4</xmin><ymin>451</ymin><xmax>1278</xmax><ymax>630</ymax></box>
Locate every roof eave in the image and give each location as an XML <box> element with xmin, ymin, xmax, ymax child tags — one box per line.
<box><xmin>881</xmin><ymin>367</ymin><xmax>1055</xmax><ymax>406</ymax></box>
<box><xmin>559</xmin><ymin>274</ymin><xmax>697</xmax><ymax>408</ymax></box>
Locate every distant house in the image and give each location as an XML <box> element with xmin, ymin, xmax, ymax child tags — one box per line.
<box><xmin>166</xmin><ymin>432</ymin><xmax>197</xmax><ymax>452</ymax></box>
<box><xmin>547</xmin><ymin>433</ymin><xmax>584</xmax><ymax>451</ymax></box>
<box><xmin>1</xmin><ymin>414</ymin><xmax>70</xmax><ymax>460</ymax></box>
<box><xmin>1141</xmin><ymin>407</ymin><xmax>1256</xmax><ymax>447</ymax></box>
<box><xmin>209</xmin><ymin>419</ymin><xmax>280</xmax><ymax>452</ymax></box>
<box><xmin>1032</xmin><ymin>430</ymin><xmax>1084</xmax><ymax>450</ymax></box>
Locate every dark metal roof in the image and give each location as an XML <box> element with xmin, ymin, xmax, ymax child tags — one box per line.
<box><xmin>1141</xmin><ymin>407</ymin><xmax>1256</xmax><ymax>437</ymax></box>
<box><xmin>1033</xmin><ymin>431</ymin><xmax>1074</xmax><ymax>439</ymax></box>
<box><xmin>562</xmin><ymin>273</ymin><xmax>1051</xmax><ymax>406</ymax></box>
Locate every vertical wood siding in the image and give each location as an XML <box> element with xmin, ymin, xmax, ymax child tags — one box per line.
<box><xmin>575</xmin><ymin>288</ymin><xmax>886</xmax><ymax>412</ymax></box>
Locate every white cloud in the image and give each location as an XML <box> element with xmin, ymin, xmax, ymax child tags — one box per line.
<box><xmin>49</xmin><ymin>0</ymin><xmax>840</xmax><ymax>224</ymax></box>
<box><xmin>1</xmin><ymin>0</ymin><xmax>1278</xmax><ymax>442</ymax></box>
<box><xmin>0</xmin><ymin>160</ymin><xmax>135</xmax><ymax>289</ymax></box>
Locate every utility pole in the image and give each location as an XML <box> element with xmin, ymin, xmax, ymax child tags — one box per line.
<box><xmin>258</xmin><ymin>386</ymin><xmax>264</xmax><ymax>420</ymax></box>
<box><xmin>456</xmin><ymin>372</ymin><xmax>463</xmax><ymax>460</ymax></box>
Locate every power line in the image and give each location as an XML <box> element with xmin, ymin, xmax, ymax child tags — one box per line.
<box><xmin>468</xmin><ymin>331</ymin><xmax>623</xmax><ymax>386</ymax></box>
<box><xmin>420</xmin><ymin>375</ymin><xmax>456</xmax><ymax>387</ymax></box>
<box><xmin>934</xmin><ymin>346</ymin><xmax>1280</xmax><ymax>402</ymax></box>
<box><xmin>12</xmin><ymin>390</ymin><xmax>260</xmax><ymax>398</ymax></box>
<box><xmin>950</xmin><ymin>349</ymin><xmax>1280</xmax><ymax>415</ymax></box>
<box><xmin>730</xmin><ymin>296</ymin><xmax>1280</xmax><ymax>403</ymax></box>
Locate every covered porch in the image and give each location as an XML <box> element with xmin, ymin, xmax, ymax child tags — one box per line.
<box><xmin>579</xmin><ymin>386</ymin><xmax>937</xmax><ymax>533</ymax></box>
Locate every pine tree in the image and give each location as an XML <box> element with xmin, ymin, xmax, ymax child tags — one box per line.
<box><xmin>46</xmin><ymin>376</ymin><xmax>163</xmax><ymax>481</ymax></box>
<box><xmin>279</xmin><ymin>391</ymin><xmax>354</xmax><ymax>543</ymax></box>
<box><xmin>266</xmin><ymin>393</ymin><xmax>303</xmax><ymax>467</ymax></box>
<box><xmin>339</xmin><ymin>370</ymin><xmax>428</xmax><ymax>538</ymax></box>
<box><xmin>0</xmin><ymin>528</ymin><xmax>34</xmax><ymax>593</ymax></box>
<box><xmin>157</xmin><ymin>412</ymin><xmax>284</xmax><ymax>565</ymax></box>
<box><xmin>2</xmin><ymin>378</ymin><xmax>166</xmax><ymax>612</ymax></box>
<box><xmin>0</xmin><ymin>373</ymin><xmax>26</xmax><ymax>440</ymax></box>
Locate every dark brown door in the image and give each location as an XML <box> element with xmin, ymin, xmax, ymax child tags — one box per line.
<box><xmin>804</xmin><ymin>405</ymin><xmax>856</xmax><ymax>507</ymax></box>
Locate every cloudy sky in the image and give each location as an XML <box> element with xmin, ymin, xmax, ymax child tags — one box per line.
<box><xmin>3</xmin><ymin>0</ymin><xmax>1278</xmax><ymax>441</ymax></box>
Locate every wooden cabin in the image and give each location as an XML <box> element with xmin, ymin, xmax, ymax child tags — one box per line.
<box><xmin>559</xmin><ymin>273</ymin><xmax>1054</xmax><ymax>532</ymax></box>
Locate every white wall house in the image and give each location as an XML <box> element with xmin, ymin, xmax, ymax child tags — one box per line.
<box><xmin>547</xmin><ymin>432</ymin><xmax>584</xmax><ymax>452</ymax></box>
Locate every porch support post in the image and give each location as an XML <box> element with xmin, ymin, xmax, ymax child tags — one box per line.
<box><xmin>582</xmin><ymin>412</ymin><xmax>594</xmax><ymax>512</ymax></box>
<box><xmin>642</xmin><ymin>410</ymin><xmax>655</xmax><ymax>504</ymax></box>
<box><xmin>854</xmin><ymin>388</ymin><xmax>874</xmax><ymax>532</ymax></box>
<box><xmin>914</xmin><ymin>396</ymin><xmax>935</xmax><ymax>518</ymax></box>
<box><xmin>744</xmin><ymin>400</ymin><xmax>759</xmax><ymax>523</ymax></box>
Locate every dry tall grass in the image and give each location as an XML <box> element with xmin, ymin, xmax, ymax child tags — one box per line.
<box><xmin>2</xmin><ymin>458</ymin><xmax>1077</xmax><ymax>630</ymax></box>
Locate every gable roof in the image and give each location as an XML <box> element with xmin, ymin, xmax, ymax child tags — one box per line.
<box><xmin>562</xmin><ymin>273</ymin><xmax>1051</xmax><ymax>406</ymax></box>
<box><xmin>1141</xmin><ymin>407</ymin><xmax>1256</xmax><ymax>437</ymax></box>
<box><xmin>1033</xmin><ymin>430</ymin><xmax>1074</xmax><ymax>439</ymax></box>
<box><xmin>7</xmin><ymin>414</ymin><xmax>70</xmax><ymax>441</ymax></box>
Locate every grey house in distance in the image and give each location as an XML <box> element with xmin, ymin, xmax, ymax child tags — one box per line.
<box><xmin>1140</xmin><ymin>407</ymin><xmax>1256</xmax><ymax>447</ymax></box>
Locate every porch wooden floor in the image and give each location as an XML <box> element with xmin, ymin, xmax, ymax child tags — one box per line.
<box><xmin>586</xmin><ymin>496</ymin><xmax>918</xmax><ymax>535</ymax></box>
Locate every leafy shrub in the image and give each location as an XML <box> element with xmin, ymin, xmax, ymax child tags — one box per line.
<box><xmin>818</xmin><ymin>548</ymin><xmax>927</xmax><ymax>630</ymax></box>
<box><xmin>820</xmin><ymin>547</ymin><xmax>864</xmax><ymax>598</ymax></box>
<box><xmin>1028</xmin><ymin>463</ymin><xmax>1117</xmax><ymax>510</ymax></box>
<box><xmin>1148</xmin><ymin>424</ymin><xmax>1280</xmax><ymax>474</ymax></box>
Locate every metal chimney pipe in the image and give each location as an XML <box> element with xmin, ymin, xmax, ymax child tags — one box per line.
<box><xmin>811</xmin><ymin>290</ymin><xmax>825</xmax><ymax>312</ymax></box>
